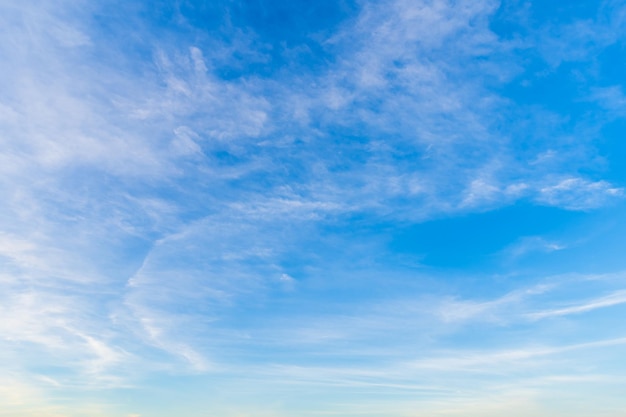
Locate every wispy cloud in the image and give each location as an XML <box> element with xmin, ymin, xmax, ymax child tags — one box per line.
<box><xmin>537</xmin><ymin>178</ymin><xmax>623</xmax><ymax>210</ymax></box>
<box><xmin>501</xmin><ymin>236</ymin><xmax>566</xmax><ymax>260</ymax></box>
<box><xmin>528</xmin><ymin>290</ymin><xmax>626</xmax><ymax>319</ymax></box>
<box><xmin>407</xmin><ymin>336</ymin><xmax>626</xmax><ymax>372</ymax></box>
<box><xmin>2</xmin><ymin>0</ymin><xmax>626</xmax><ymax>415</ymax></box>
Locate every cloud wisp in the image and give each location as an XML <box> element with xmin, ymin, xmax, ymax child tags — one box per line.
<box><xmin>2</xmin><ymin>0</ymin><xmax>626</xmax><ymax>416</ymax></box>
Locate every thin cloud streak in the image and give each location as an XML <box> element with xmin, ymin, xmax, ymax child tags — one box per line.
<box><xmin>528</xmin><ymin>290</ymin><xmax>626</xmax><ymax>319</ymax></box>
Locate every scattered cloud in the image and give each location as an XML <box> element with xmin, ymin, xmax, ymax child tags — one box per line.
<box><xmin>537</xmin><ymin>178</ymin><xmax>623</xmax><ymax>210</ymax></box>
<box><xmin>2</xmin><ymin>0</ymin><xmax>626</xmax><ymax>415</ymax></box>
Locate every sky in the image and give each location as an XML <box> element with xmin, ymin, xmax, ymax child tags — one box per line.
<box><xmin>1</xmin><ymin>0</ymin><xmax>626</xmax><ymax>416</ymax></box>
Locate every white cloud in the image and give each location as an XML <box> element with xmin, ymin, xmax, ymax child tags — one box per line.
<box><xmin>590</xmin><ymin>85</ymin><xmax>626</xmax><ymax>113</ymax></box>
<box><xmin>537</xmin><ymin>178</ymin><xmax>623</xmax><ymax>210</ymax></box>
<box><xmin>460</xmin><ymin>179</ymin><xmax>502</xmax><ymax>208</ymax></box>
<box><xmin>1</xmin><ymin>1</ymin><xmax>626</xmax><ymax>415</ymax></box>
<box><xmin>528</xmin><ymin>290</ymin><xmax>626</xmax><ymax>320</ymax></box>
<box><xmin>503</xmin><ymin>236</ymin><xmax>566</xmax><ymax>259</ymax></box>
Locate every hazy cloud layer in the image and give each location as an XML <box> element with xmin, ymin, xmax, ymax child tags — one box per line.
<box><xmin>2</xmin><ymin>0</ymin><xmax>626</xmax><ymax>416</ymax></box>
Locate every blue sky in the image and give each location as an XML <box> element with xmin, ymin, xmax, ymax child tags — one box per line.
<box><xmin>1</xmin><ymin>0</ymin><xmax>626</xmax><ymax>416</ymax></box>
